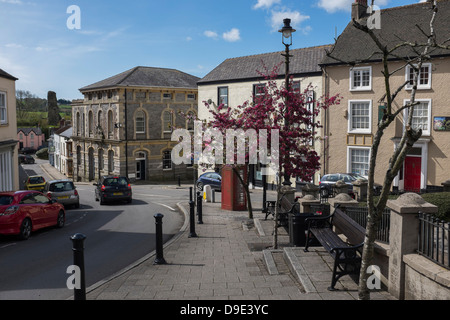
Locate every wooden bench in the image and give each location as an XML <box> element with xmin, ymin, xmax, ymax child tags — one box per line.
<box><xmin>304</xmin><ymin>205</ymin><xmax>365</xmax><ymax>291</ymax></box>
<box><xmin>265</xmin><ymin>195</ymin><xmax>299</xmax><ymax>228</ymax></box>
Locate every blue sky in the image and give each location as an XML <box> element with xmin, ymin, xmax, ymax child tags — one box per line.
<box><xmin>0</xmin><ymin>0</ymin><xmax>425</xmax><ymax>100</ymax></box>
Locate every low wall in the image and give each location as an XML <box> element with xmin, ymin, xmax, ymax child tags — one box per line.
<box><xmin>403</xmin><ymin>254</ymin><xmax>450</xmax><ymax>300</ymax></box>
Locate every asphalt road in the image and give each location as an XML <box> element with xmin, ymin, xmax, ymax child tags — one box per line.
<box><xmin>0</xmin><ymin>159</ymin><xmax>189</xmax><ymax>300</ymax></box>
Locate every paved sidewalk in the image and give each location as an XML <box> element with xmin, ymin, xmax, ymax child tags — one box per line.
<box><xmin>84</xmin><ymin>192</ymin><xmax>395</xmax><ymax>300</ymax></box>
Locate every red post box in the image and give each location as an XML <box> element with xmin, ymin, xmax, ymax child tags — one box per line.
<box><xmin>221</xmin><ymin>165</ymin><xmax>247</xmax><ymax>211</ymax></box>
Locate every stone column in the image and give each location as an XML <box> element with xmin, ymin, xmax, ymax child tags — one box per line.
<box><xmin>327</xmin><ymin>193</ymin><xmax>359</xmax><ymax>210</ymax></box>
<box><xmin>441</xmin><ymin>179</ymin><xmax>450</xmax><ymax>192</ymax></box>
<box><xmin>352</xmin><ymin>178</ymin><xmax>368</xmax><ymax>202</ymax></box>
<box><xmin>387</xmin><ymin>193</ymin><xmax>438</xmax><ymax>300</ymax></box>
<box><xmin>280</xmin><ymin>185</ymin><xmax>296</xmax><ymax>203</ymax></box>
<box><xmin>298</xmin><ymin>194</ymin><xmax>320</xmax><ymax>214</ymax></box>
<box><xmin>301</xmin><ymin>183</ymin><xmax>319</xmax><ymax>198</ymax></box>
<box><xmin>333</xmin><ymin>180</ymin><xmax>348</xmax><ymax>195</ymax></box>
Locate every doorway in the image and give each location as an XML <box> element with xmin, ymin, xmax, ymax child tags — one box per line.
<box><xmin>404</xmin><ymin>156</ymin><xmax>421</xmax><ymax>193</ymax></box>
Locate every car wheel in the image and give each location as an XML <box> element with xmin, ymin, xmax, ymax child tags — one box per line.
<box><xmin>196</xmin><ymin>181</ymin><xmax>203</xmax><ymax>191</ymax></box>
<box><xmin>56</xmin><ymin>211</ymin><xmax>65</xmax><ymax>228</ymax></box>
<box><xmin>19</xmin><ymin>218</ymin><xmax>32</xmax><ymax>240</ymax></box>
<box><xmin>127</xmin><ymin>198</ymin><xmax>132</xmax><ymax>204</ymax></box>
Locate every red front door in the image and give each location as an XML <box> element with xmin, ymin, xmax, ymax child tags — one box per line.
<box><xmin>404</xmin><ymin>156</ymin><xmax>421</xmax><ymax>193</ymax></box>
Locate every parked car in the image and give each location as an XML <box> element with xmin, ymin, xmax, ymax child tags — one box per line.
<box><xmin>319</xmin><ymin>173</ymin><xmax>382</xmax><ymax>197</ymax></box>
<box><xmin>25</xmin><ymin>175</ymin><xmax>46</xmax><ymax>192</ymax></box>
<box><xmin>19</xmin><ymin>147</ymin><xmax>35</xmax><ymax>155</ymax></box>
<box><xmin>196</xmin><ymin>172</ymin><xmax>222</xmax><ymax>191</ymax></box>
<box><xmin>0</xmin><ymin>190</ymin><xmax>65</xmax><ymax>240</ymax></box>
<box><xmin>18</xmin><ymin>154</ymin><xmax>35</xmax><ymax>164</ymax></box>
<box><xmin>94</xmin><ymin>176</ymin><xmax>132</xmax><ymax>205</ymax></box>
<box><xmin>44</xmin><ymin>179</ymin><xmax>80</xmax><ymax>208</ymax></box>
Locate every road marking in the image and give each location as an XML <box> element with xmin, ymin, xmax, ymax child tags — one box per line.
<box><xmin>152</xmin><ymin>202</ymin><xmax>176</xmax><ymax>211</ymax></box>
<box><xmin>0</xmin><ymin>243</ymin><xmax>16</xmax><ymax>249</ymax></box>
<box><xmin>133</xmin><ymin>193</ymin><xmax>171</xmax><ymax>198</ymax></box>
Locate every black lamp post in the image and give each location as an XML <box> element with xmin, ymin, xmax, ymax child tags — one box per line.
<box><xmin>279</xmin><ymin>18</ymin><xmax>296</xmax><ymax>186</ymax></box>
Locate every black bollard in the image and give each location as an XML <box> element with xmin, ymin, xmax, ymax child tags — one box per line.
<box><xmin>196</xmin><ymin>191</ymin><xmax>203</xmax><ymax>224</ymax></box>
<box><xmin>189</xmin><ymin>187</ymin><xmax>193</xmax><ymax>202</ymax></box>
<box><xmin>178</xmin><ymin>175</ymin><xmax>181</xmax><ymax>187</ymax></box>
<box><xmin>153</xmin><ymin>213</ymin><xmax>167</xmax><ymax>265</ymax></box>
<box><xmin>70</xmin><ymin>233</ymin><xmax>86</xmax><ymax>300</ymax></box>
<box><xmin>188</xmin><ymin>200</ymin><xmax>197</xmax><ymax>238</ymax></box>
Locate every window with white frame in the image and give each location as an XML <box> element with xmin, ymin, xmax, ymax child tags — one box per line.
<box><xmin>163</xmin><ymin>150</ymin><xmax>172</xmax><ymax>170</ymax></box>
<box><xmin>348</xmin><ymin>100</ymin><xmax>372</xmax><ymax>134</ymax></box>
<box><xmin>0</xmin><ymin>92</ymin><xmax>7</xmax><ymax>124</ymax></box>
<box><xmin>135</xmin><ymin>110</ymin><xmax>145</xmax><ymax>133</ymax></box>
<box><xmin>406</xmin><ymin>63</ymin><xmax>431</xmax><ymax>90</ymax></box>
<box><xmin>350</xmin><ymin>67</ymin><xmax>372</xmax><ymax>91</ymax></box>
<box><xmin>218</xmin><ymin>87</ymin><xmax>228</xmax><ymax>107</ymax></box>
<box><xmin>348</xmin><ymin>147</ymin><xmax>370</xmax><ymax>177</ymax></box>
<box><xmin>404</xmin><ymin>99</ymin><xmax>431</xmax><ymax>136</ymax></box>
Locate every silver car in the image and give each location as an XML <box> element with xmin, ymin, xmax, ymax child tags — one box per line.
<box><xmin>44</xmin><ymin>179</ymin><xmax>80</xmax><ymax>208</ymax></box>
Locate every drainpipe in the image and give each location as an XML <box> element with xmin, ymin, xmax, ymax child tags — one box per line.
<box><xmin>125</xmin><ymin>88</ymin><xmax>129</xmax><ymax>178</ymax></box>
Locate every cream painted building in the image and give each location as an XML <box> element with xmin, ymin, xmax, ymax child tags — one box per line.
<box><xmin>0</xmin><ymin>68</ymin><xmax>19</xmax><ymax>191</ymax></box>
<box><xmin>321</xmin><ymin>0</ymin><xmax>450</xmax><ymax>192</ymax></box>
<box><xmin>198</xmin><ymin>45</ymin><xmax>332</xmax><ymax>188</ymax></box>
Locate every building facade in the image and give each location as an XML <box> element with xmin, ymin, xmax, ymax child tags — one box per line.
<box><xmin>198</xmin><ymin>45</ymin><xmax>331</xmax><ymax>187</ymax></box>
<box><xmin>321</xmin><ymin>0</ymin><xmax>450</xmax><ymax>192</ymax></box>
<box><xmin>72</xmin><ymin>66</ymin><xmax>199</xmax><ymax>182</ymax></box>
<box><xmin>0</xmin><ymin>68</ymin><xmax>19</xmax><ymax>191</ymax></box>
<box><xmin>17</xmin><ymin>127</ymin><xmax>45</xmax><ymax>151</ymax></box>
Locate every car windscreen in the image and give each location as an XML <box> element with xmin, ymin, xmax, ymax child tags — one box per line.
<box><xmin>49</xmin><ymin>181</ymin><xmax>74</xmax><ymax>192</ymax></box>
<box><xmin>0</xmin><ymin>196</ymin><xmax>13</xmax><ymax>205</ymax></box>
<box><xmin>103</xmin><ymin>177</ymin><xmax>128</xmax><ymax>186</ymax></box>
<box><xmin>29</xmin><ymin>177</ymin><xmax>44</xmax><ymax>184</ymax></box>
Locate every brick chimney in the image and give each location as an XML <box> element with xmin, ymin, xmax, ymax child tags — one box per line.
<box><xmin>352</xmin><ymin>0</ymin><xmax>368</xmax><ymax>20</ymax></box>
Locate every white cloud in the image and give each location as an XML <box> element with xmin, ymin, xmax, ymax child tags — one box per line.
<box><xmin>270</xmin><ymin>9</ymin><xmax>310</xmax><ymax>33</ymax></box>
<box><xmin>317</xmin><ymin>0</ymin><xmax>389</xmax><ymax>13</ymax></box>
<box><xmin>204</xmin><ymin>30</ymin><xmax>219</xmax><ymax>39</ymax></box>
<box><xmin>0</xmin><ymin>0</ymin><xmax>23</xmax><ymax>4</ymax></box>
<box><xmin>223</xmin><ymin>28</ymin><xmax>241</xmax><ymax>42</ymax></box>
<box><xmin>253</xmin><ymin>0</ymin><xmax>281</xmax><ymax>10</ymax></box>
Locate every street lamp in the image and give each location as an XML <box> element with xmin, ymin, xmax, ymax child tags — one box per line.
<box><xmin>279</xmin><ymin>18</ymin><xmax>296</xmax><ymax>186</ymax></box>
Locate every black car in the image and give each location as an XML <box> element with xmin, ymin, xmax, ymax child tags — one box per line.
<box><xmin>196</xmin><ymin>172</ymin><xmax>221</xmax><ymax>191</ymax></box>
<box><xmin>18</xmin><ymin>154</ymin><xmax>35</xmax><ymax>164</ymax></box>
<box><xmin>94</xmin><ymin>176</ymin><xmax>132</xmax><ymax>205</ymax></box>
<box><xmin>319</xmin><ymin>173</ymin><xmax>382</xmax><ymax>197</ymax></box>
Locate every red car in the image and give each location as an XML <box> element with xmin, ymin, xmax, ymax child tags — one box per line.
<box><xmin>0</xmin><ymin>190</ymin><xmax>65</xmax><ymax>240</ymax></box>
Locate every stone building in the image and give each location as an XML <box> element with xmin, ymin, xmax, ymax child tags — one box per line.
<box><xmin>72</xmin><ymin>66</ymin><xmax>199</xmax><ymax>182</ymax></box>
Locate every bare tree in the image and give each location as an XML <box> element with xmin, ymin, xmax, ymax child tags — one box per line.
<box><xmin>326</xmin><ymin>0</ymin><xmax>449</xmax><ymax>299</ymax></box>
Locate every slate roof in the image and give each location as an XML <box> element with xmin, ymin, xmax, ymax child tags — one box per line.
<box><xmin>79</xmin><ymin>66</ymin><xmax>200</xmax><ymax>91</ymax></box>
<box><xmin>0</xmin><ymin>68</ymin><xmax>18</xmax><ymax>81</ymax></box>
<box><xmin>198</xmin><ymin>45</ymin><xmax>332</xmax><ymax>85</ymax></box>
<box><xmin>321</xmin><ymin>0</ymin><xmax>450</xmax><ymax>66</ymax></box>
<box><xmin>17</xmin><ymin>128</ymin><xmax>43</xmax><ymax>135</ymax></box>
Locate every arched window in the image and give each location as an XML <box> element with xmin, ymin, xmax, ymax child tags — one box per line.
<box><xmin>186</xmin><ymin>111</ymin><xmax>196</xmax><ymax>131</ymax></box>
<box><xmin>98</xmin><ymin>110</ymin><xmax>102</xmax><ymax>127</ymax></box>
<box><xmin>76</xmin><ymin>112</ymin><xmax>81</xmax><ymax>135</ymax></box>
<box><xmin>136</xmin><ymin>110</ymin><xmax>145</xmax><ymax>133</ymax></box>
<box><xmin>98</xmin><ymin>148</ymin><xmax>104</xmax><ymax>171</ymax></box>
<box><xmin>107</xmin><ymin>110</ymin><xmax>114</xmax><ymax>137</ymax></box>
<box><xmin>88</xmin><ymin>111</ymin><xmax>93</xmax><ymax>135</ymax></box>
<box><xmin>162</xmin><ymin>110</ymin><xmax>173</xmax><ymax>133</ymax></box>
<box><xmin>108</xmin><ymin>149</ymin><xmax>114</xmax><ymax>173</ymax></box>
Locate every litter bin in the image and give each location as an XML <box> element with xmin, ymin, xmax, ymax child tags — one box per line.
<box><xmin>289</xmin><ymin>212</ymin><xmax>316</xmax><ymax>247</ymax></box>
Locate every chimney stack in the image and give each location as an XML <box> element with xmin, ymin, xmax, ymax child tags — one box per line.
<box><xmin>352</xmin><ymin>0</ymin><xmax>368</xmax><ymax>20</ymax></box>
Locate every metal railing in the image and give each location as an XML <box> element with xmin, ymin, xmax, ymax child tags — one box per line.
<box><xmin>418</xmin><ymin>212</ymin><xmax>450</xmax><ymax>270</ymax></box>
<box><xmin>343</xmin><ymin>207</ymin><xmax>391</xmax><ymax>244</ymax></box>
